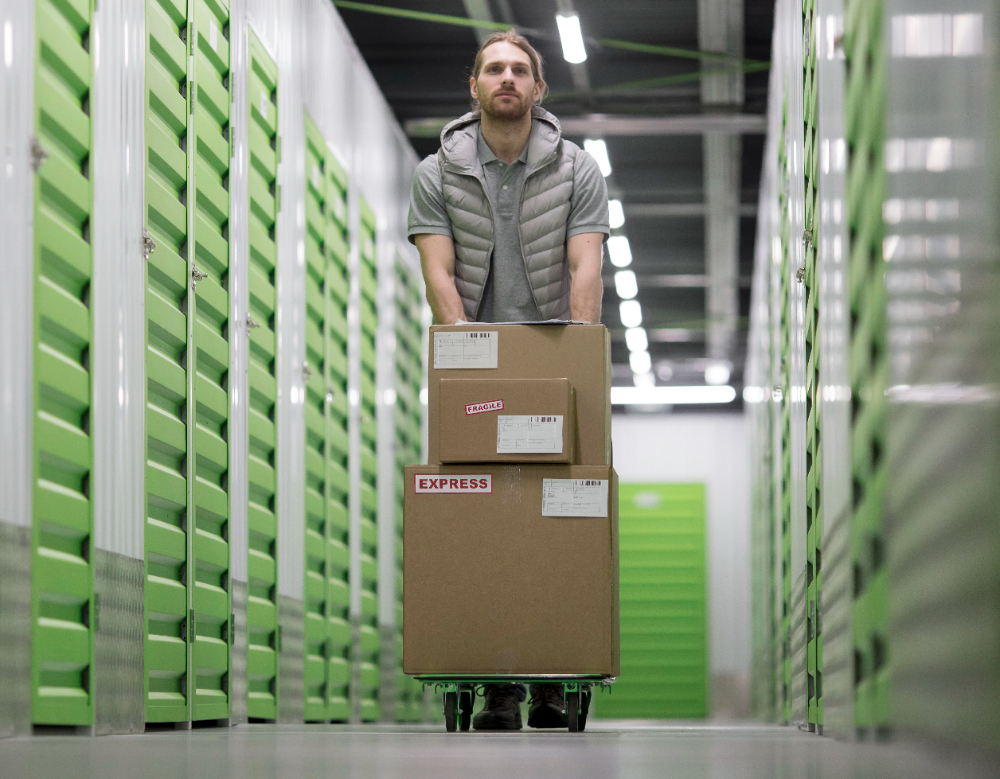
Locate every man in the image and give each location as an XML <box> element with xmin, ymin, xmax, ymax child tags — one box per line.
<box><xmin>407</xmin><ymin>31</ymin><xmax>609</xmax><ymax>730</ymax></box>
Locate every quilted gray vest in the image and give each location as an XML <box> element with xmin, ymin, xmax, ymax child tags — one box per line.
<box><xmin>437</xmin><ymin>106</ymin><xmax>579</xmax><ymax>321</ymax></box>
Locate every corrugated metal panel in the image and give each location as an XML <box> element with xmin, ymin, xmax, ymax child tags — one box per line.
<box><xmin>596</xmin><ymin>484</ymin><xmax>707</xmax><ymax>719</ymax></box>
<box><xmin>31</xmin><ymin>0</ymin><xmax>96</xmax><ymax>727</ymax></box>
<box><xmin>884</xmin><ymin>0</ymin><xmax>1000</xmax><ymax>751</ymax></box>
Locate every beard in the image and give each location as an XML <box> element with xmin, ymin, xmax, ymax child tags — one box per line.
<box><xmin>479</xmin><ymin>85</ymin><xmax>533</xmax><ymax>121</ymax></box>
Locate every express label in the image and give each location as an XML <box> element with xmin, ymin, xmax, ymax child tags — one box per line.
<box><xmin>414</xmin><ymin>475</ymin><xmax>493</xmax><ymax>494</ymax></box>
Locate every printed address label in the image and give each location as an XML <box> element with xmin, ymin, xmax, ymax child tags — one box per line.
<box><xmin>434</xmin><ymin>331</ymin><xmax>497</xmax><ymax>369</ymax></box>
<box><xmin>497</xmin><ymin>415</ymin><xmax>563</xmax><ymax>454</ymax></box>
<box><xmin>414</xmin><ymin>474</ymin><xmax>492</xmax><ymax>494</ymax></box>
<box><xmin>541</xmin><ymin>479</ymin><xmax>608</xmax><ymax>517</ymax></box>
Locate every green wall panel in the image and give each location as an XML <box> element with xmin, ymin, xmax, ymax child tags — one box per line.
<box><xmin>595</xmin><ymin>484</ymin><xmax>707</xmax><ymax>719</ymax></box>
<box><xmin>246</xmin><ymin>29</ymin><xmax>278</xmax><ymax>721</ymax></box>
<box><xmin>32</xmin><ymin>0</ymin><xmax>96</xmax><ymax>728</ymax></box>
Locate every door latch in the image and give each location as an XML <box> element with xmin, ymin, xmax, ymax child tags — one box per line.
<box><xmin>802</xmin><ymin>228</ymin><xmax>813</xmax><ymax>248</ymax></box>
<box><xmin>795</xmin><ymin>267</ymin><xmax>805</xmax><ymax>283</ymax></box>
<box><xmin>302</xmin><ymin>360</ymin><xmax>312</xmax><ymax>381</ymax></box>
<box><xmin>142</xmin><ymin>228</ymin><xmax>156</xmax><ymax>260</ymax></box>
<box><xmin>247</xmin><ymin>315</ymin><xmax>261</xmax><ymax>330</ymax></box>
<box><xmin>191</xmin><ymin>266</ymin><xmax>208</xmax><ymax>289</ymax></box>
<box><xmin>30</xmin><ymin>136</ymin><xmax>49</xmax><ymax>171</ymax></box>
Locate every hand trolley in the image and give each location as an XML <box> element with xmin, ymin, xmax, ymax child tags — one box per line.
<box><xmin>416</xmin><ymin>674</ymin><xmax>616</xmax><ymax>733</ymax></box>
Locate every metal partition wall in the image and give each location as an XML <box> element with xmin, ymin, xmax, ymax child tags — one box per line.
<box><xmin>3</xmin><ymin>0</ymin><xmax>421</xmax><ymax>732</ymax></box>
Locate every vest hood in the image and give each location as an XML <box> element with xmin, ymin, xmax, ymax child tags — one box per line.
<box><xmin>439</xmin><ymin>106</ymin><xmax>563</xmax><ymax>177</ymax></box>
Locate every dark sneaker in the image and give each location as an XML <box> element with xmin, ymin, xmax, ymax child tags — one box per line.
<box><xmin>472</xmin><ymin>685</ymin><xmax>523</xmax><ymax>731</ymax></box>
<box><xmin>527</xmin><ymin>684</ymin><xmax>567</xmax><ymax>729</ymax></box>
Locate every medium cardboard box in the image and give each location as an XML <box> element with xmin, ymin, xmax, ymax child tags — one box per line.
<box><xmin>403</xmin><ymin>464</ymin><xmax>620</xmax><ymax>676</ymax></box>
<box><xmin>439</xmin><ymin>378</ymin><xmax>577</xmax><ymax>463</ymax></box>
<box><xmin>427</xmin><ymin>323</ymin><xmax>611</xmax><ymax>466</ymax></box>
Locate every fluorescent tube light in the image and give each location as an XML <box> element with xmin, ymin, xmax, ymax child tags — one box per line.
<box><xmin>619</xmin><ymin>299</ymin><xmax>642</xmax><ymax>328</ymax></box>
<box><xmin>608</xmin><ymin>199</ymin><xmax>625</xmax><ymax>229</ymax></box>
<box><xmin>705</xmin><ymin>362</ymin><xmax>731</xmax><ymax>386</ymax></box>
<box><xmin>614</xmin><ymin>270</ymin><xmax>637</xmax><ymax>299</ymax></box>
<box><xmin>633</xmin><ymin>371</ymin><xmax>655</xmax><ymax>388</ymax></box>
<box><xmin>629</xmin><ymin>350</ymin><xmax>652</xmax><ymax>374</ymax></box>
<box><xmin>583</xmin><ymin>139</ymin><xmax>611</xmax><ymax>177</ymax></box>
<box><xmin>610</xmin><ymin>385</ymin><xmax>738</xmax><ymax>405</ymax></box>
<box><xmin>556</xmin><ymin>14</ymin><xmax>588</xmax><ymax>64</ymax></box>
<box><xmin>624</xmin><ymin>327</ymin><xmax>648</xmax><ymax>353</ymax></box>
<box><xmin>607</xmin><ymin>235</ymin><xmax>632</xmax><ymax>267</ymax></box>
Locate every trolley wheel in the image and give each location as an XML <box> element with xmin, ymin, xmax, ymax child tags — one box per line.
<box><xmin>567</xmin><ymin>690</ymin><xmax>580</xmax><ymax>732</ymax></box>
<box><xmin>459</xmin><ymin>689</ymin><xmax>474</xmax><ymax>732</ymax></box>
<box><xmin>579</xmin><ymin>689</ymin><xmax>592</xmax><ymax>732</ymax></box>
<box><xmin>444</xmin><ymin>691</ymin><xmax>458</xmax><ymax>732</ymax></box>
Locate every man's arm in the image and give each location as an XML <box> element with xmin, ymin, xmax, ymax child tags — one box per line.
<box><xmin>566</xmin><ymin>232</ymin><xmax>604</xmax><ymax>322</ymax></box>
<box><xmin>415</xmin><ymin>233</ymin><xmax>467</xmax><ymax>324</ymax></box>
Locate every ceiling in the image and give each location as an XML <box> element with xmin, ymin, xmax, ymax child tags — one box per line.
<box><xmin>337</xmin><ymin>0</ymin><xmax>775</xmax><ymax>412</ymax></box>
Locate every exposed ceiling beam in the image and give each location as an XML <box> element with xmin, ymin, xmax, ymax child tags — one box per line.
<box><xmin>404</xmin><ymin>112</ymin><xmax>766</xmax><ymax>137</ymax></box>
<box><xmin>462</xmin><ymin>0</ymin><xmax>497</xmax><ymax>47</ymax></box>
<box><xmin>624</xmin><ymin>202</ymin><xmax>757</xmax><ymax>218</ymax></box>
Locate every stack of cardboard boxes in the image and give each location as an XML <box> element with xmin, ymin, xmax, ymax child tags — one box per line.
<box><xmin>404</xmin><ymin>324</ymin><xmax>620</xmax><ymax>676</ymax></box>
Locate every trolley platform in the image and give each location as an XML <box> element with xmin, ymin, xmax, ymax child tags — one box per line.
<box><xmin>415</xmin><ymin>674</ymin><xmax>616</xmax><ymax>733</ymax></box>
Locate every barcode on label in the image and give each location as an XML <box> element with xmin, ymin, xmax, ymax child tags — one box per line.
<box><xmin>541</xmin><ymin>478</ymin><xmax>609</xmax><ymax>517</ymax></box>
<box><xmin>577</xmin><ymin>480</ymin><xmax>600</xmax><ymax>486</ymax></box>
<box><xmin>530</xmin><ymin>416</ymin><xmax>557</xmax><ymax>423</ymax></box>
<box><xmin>497</xmin><ymin>415</ymin><xmax>563</xmax><ymax>454</ymax></box>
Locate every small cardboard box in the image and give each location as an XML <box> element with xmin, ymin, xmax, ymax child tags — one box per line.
<box><xmin>403</xmin><ymin>464</ymin><xmax>620</xmax><ymax>676</ymax></box>
<box><xmin>438</xmin><ymin>378</ymin><xmax>577</xmax><ymax>463</ymax></box>
<box><xmin>427</xmin><ymin>323</ymin><xmax>611</xmax><ymax>466</ymax></box>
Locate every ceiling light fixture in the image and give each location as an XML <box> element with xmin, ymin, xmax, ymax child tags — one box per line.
<box><xmin>583</xmin><ymin>139</ymin><xmax>611</xmax><ymax>177</ymax></box>
<box><xmin>629</xmin><ymin>350</ymin><xmax>652</xmax><ymax>374</ymax></box>
<box><xmin>619</xmin><ymin>299</ymin><xmax>642</xmax><ymax>328</ymax></box>
<box><xmin>704</xmin><ymin>361</ymin><xmax>731</xmax><ymax>386</ymax></box>
<box><xmin>556</xmin><ymin>14</ymin><xmax>588</xmax><ymax>64</ymax></box>
<box><xmin>608</xmin><ymin>199</ymin><xmax>625</xmax><ymax>229</ymax></box>
<box><xmin>614</xmin><ymin>270</ymin><xmax>637</xmax><ymax>299</ymax></box>
<box><xmin>611</xmin><ymin>385</ymin><xmax>738</xmax><ymax>405</ymax></box>
<box><xmin>632</xmin><ymin>371</ymin><xmax>655</xmax><ymax>388</ymax></box>
<box><xmin>607</xmin><ymin>235</ymin><xmax>632</xmax><ymax>267</ymax></box>
<box><xmin>624</xmin><ymin>326</ymin><xmax>648</xmax><ymax>353</ymax></box>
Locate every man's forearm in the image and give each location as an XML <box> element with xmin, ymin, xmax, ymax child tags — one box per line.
<box><xmin>567</xmin><ymin>232</ymin><xmax>605</xmax><ymax>323</ymax></box>
<box><xmin>425</xmin><ymin>268</ymin><xmax>467</xmax><ymax>324</ymax></box>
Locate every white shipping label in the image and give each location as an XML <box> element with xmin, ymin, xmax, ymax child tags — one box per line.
<box><xmin>433</xmin><ymin>331</ymin><xmax>498</xmax><ymax>369</ymax></box>
<box><xmin>414</xmin><ymin>474</ymin><xmax>492</xmax><ymax>494</ymax></box>
<box><xmin>541</xmin><ymin>479</ymin><xmax>609</xmax><ymax>517</ymax></box>
<box><xmin>209</xmin><ymin>18</ymin><xmax>218</xmax><ymax>51</ymax></box>
<box><xmin>260</xmin><ymin>89</ymin><xmax>268</xmax><ymax>120</ymax></box>
<box><xmin>497</xmin><ymin>415</ymin><xmax>563</xmax><ymax>454</ymax></box>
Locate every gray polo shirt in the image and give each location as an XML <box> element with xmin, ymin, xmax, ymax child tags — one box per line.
<box><xmin>408</xmin><ymin>124</ymin><xmax>609</xmax><ymax>322</ymax></box>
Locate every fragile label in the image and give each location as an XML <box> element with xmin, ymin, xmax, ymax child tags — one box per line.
<box><xmin>209</xmin><ymin>18</ymin><xmax>219</xmax><ymax>52</ymax></box>
<box><xmin>497</xmin><ymin>416</ymin><xmax>563</xmax><ymax>454</ymax></box>
<box><xmin>465</xmin><ymin>399</ymin><xmax>504</xmax><ymax>415</ymax></box>
<box><xmin>414</xmin><ymin>474</ymin><xmax>492</xmax><ymax>494</ymax></box>
<box><xmin>541</xmin><ymin>479</ymin><xmax>608</xmax><ymax>517</ymax></box>
<box><xmin>433</xmin><ymin>331</ymin><xmax>498</xmax><ymax>369</ymax></box>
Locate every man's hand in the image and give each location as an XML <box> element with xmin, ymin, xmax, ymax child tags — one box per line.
<box><xmin>415</xmin><ymin>234</ymin><xmax>467</xmax><ymax>324</ymax></box>
<box><xmin>566</xmin><ymin>232</ymin><xmax>604</xmax><ymax>323</ymax></box>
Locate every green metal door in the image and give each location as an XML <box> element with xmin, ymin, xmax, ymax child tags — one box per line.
<box><xmin>597</xmin><ymin>484</ymin><xmax>707</xmax><ymax>719</ymax></box>
<box><xmin>144</xmin><ymin>0</ymin><xmax>192</xmax><ymax>725</ymax></box>
<box><xmin>245</xmin><ymin>28</ymin><xmax>279</xmax><ymax>722</ymax></box>
<box><xmin>303</xmin><ymin>115</ymin><xmax>352</xmax><ymax>722</ymax></box>
<box><xmin>143</xmin><ymin>0</ymin><xmax>233</xmax><ymax>725</ymax></box>
<box><xmin>392</xmin><ymin>259</ymin><xmax>424</xmax><ymax>722</ymax></box>
<box><xmin>358</xmin><ymin>198</ymin><xmax>380</xmax><ymax>722</ymax></box>
<box><xmin>31</xmin><ymin>0</ymin><xmax>96</xmax><ymax>727</ymax></box>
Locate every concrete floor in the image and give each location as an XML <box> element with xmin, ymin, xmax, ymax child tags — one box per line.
<box><xmin>2</xmin><ymin>722</ymin><xmax>998</xmax><ymax>779</ymax></box>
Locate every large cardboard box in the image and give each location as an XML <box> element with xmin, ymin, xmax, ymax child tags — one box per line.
<box><xmin>403</xmin><ymin>464</ymin><xmax>620</xmax><ymax>675</ymax></box>
<box><xmin>428</xmin><ymin>323</ymin><xmax>611</xmax><ymax>466</ymax></box>
<box><xmin>439</xmin><ymin>378</ymin><xmax>577</xmax><ymax>463</ymax></box>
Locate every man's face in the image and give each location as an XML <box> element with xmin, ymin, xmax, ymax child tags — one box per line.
<box><xmin>470</xmin><ymin>41</ymin><xmax>542</xmax><ymax>120</ymax></box>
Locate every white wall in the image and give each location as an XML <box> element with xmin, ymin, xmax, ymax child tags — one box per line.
<box><xmin>611</xmin><ymin>412</ymin><xmax>752</xmax><ymax>717</ymax></box>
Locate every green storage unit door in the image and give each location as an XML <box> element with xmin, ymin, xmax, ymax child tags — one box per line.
<box><xmin>144</xmin><ymin>0</ymin><xmax>192</xmax><ymax>725</ymax></box>
<box><xmin>31</xmin><ymin>0</ymin><xmax>95</xmax><ymax>727</ymax></box>
<box><xmin>844</xmin><ymin>0</ymin><xmax>888</xmax><ymax>733</ymax></box>
<box><xmin>302</xmin><ymin>114</ymin><xmax>352</xmax><ymax>722</ymax></box>
<box><xmin>392</xmin><ymin>259</ymin><xmax>424</xmax><ymax>722</ymax></box>
<box><xmin>597</xmin><ymin>484</ymin><xmax>707</xmax><ymax>719</ymax></box>
<box><xmin>246</xmin><ymin>29</ymin><xmax>279</xmax><ymax>721</ymax></box>
<box><xmin>325</xmin><ymin>152</ymin><xmax>351</xmax><ymax>722</ymax></box>
<box><xmin>358</xmin><ymin>198</ymin><xmax>380</xmax><ymax>722</ymax></box>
